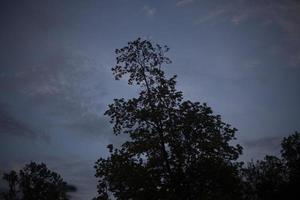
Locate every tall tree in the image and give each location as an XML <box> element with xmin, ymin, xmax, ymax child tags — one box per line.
<box><xmin>94</xmin><ymin>38</ymin><xmax>243</xmax><ymax>200</ymax></box>
<box><xmin>1</xmin><ymin>162</ymin><xmax>75</xmax><ymax>200</ymax></box>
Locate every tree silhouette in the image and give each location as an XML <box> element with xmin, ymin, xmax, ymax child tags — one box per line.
<box><xmin>242</xmin><ymin>132</ymin><xmax>300</xmax><ymax>200</ymax></box>
<box><xmin>241</xmin><ymin>156</ymin><xmax>287</xmax><ymax>200</ymax></box>
<box><xmin>1</xmin><ymin>170</ymin><xmax>18</xmax><ymax>200</ymax></box>
<box><xmin>1</xmin><ymin>162</ymin><xmax>76</xmax><ymax>200</ymax></box>
<box><xmin>94</xmin><ymin>38</ymin><xmax>243</xmax><ymax>200</ymax></box>
<box><xmin>281</xmin><ymin>132</ymin><xmax>300</xmax><ymax>181</ymax></box>
<box><xmin>281</xmin><ymin>132</ymin><xmax>300</xmax><ymax>199</ymax></box>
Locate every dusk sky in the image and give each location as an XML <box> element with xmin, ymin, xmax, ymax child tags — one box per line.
<box><xmin>1</xmin><ymin>0</ymin><xmax>300</xmax><ymax>199</ymax></box>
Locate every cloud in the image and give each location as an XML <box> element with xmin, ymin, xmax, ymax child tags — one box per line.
<box><xmin>242</xmin><ymin>136</ymin><xmax>282</xmax><ymax>159</ymax></box>
<box><xmin>243</xmin><ymin>136</ymin><xmax>282</xmax><ymax>150</ymax></box>
<box><xmin>63</xmin><ymin>113</ymin><xmax>111</xmax><ymax>137</ymax></box>
<box><xmin>0</xmin><ymin>43</ymin><xmax>110</xmax><ymax>137</ymax></box>
<box><xmin>176</xmin><ymin>0</ymin><xmax>194</xmax><ymax>7</ymax></box>
<box><xmin>38</xmin><ymin>156</ymin><xmax>98</xmax><ymax>200</ymax></box>
<box><xmin>0</xmin><ymin>3</ymin><xmax>109</xmax><ymax>194</ymax></box>
<box><xmin>142</xmin><ymin>6</ymin><xmax>156</xmax><ymax>17</ymax></box>
<box><xmin>239</xmin><ymin>136</ymin><xmax>284</xmax><ymax>161</ymax></box>
<box><xmin>193</xmin><ymin>0</ymin><xmax>300</xmax><ymax>67</ymax></box>
<box><xmin>194</xmin><ymin>0</ymin><xmax>300</xmax><ymax>30</ymax></box>
<box><xmin>195</xmin><ymin>8</ymin><xmax>229</xmax><ymax>24</ymax></box>
<box><xmin>0</xmin><ymin>109</ymin><xmax>50</xmax><ymax>142</ymax></box>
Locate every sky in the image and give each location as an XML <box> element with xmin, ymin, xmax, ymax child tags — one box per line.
<box><xmin>1</xmin><ymin>0</ymin><xmax>300</xmax><ymax>199</ymax></box>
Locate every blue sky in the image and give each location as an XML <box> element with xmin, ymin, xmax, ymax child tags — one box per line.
<box><xmin>1</xmin><ymin>0</ymin><xmax>300</xmax><ymax>199</ymax></box>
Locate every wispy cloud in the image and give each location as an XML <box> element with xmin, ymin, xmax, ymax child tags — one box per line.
<box><xmin>240</xmin><ymin>136</ymin><xmax>283</xmax><ymax>161</ymax></box>
<box><xmin>194</xmin><ymin>0</ymin><xmax>300</xmax><ymax>30</ymax></box>
<box><xmin>46</xmin><ymin>157</ymin><xmax>97</xmax><ymax>200</ymax></box>
<box><xmin>193</xmin><ymin>0</ymin><xmax>300</xmax><ymax>67</ymax></box>
<box><xmin>195</xmin><ymin>8</ymin><xmax>229</xmax><ymax>24</ymax></box>
<box><xmin>0</xmin><ymin>109</ymin><xmax>50</xmax><ymax>142</ymax></box>
<box><xmin>176</xmin><ymin>0</ymin><xmax>194</xmax><ymax>7</ymax></box>
<box><xmin>243</xmin><ymin>136</ymin><xmax>282</xmax><ymax>150</ymax></box>
<box><xmin>142</xmin><ymin>6</ymin><xmax>156</xmax><ymax>17</ymax></box>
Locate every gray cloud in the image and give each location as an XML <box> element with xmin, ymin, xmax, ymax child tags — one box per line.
<box><xmin>242</xmin><ymin>136</ymin><xmax>282</xmax><ymax>151</ymax></box>
<box><xmin>45</xmin><ymin>156</ymin><xmax>98</xmax><ymax>200</ymax></box>
<box><xmin>0</xmin><ymin>108</ymin><xmax>50</xmax><ymax>142</ymax></box>
<box><xmin>0</xmin><ymin>49</ymin><xmax>108</xmax><ymax>143</ymax></box>
<box><xmin>194</xmin><ymin>0</ymin><xmax>300</xmax><ymax>32</ymax></box>
<box><xmin>192</xmin><ymin>0</ymin><xmax>300</xmax><ymax>66</ymax></box>
<box><xmin>240</xmin><ymin>136</ymin><xmax>283</xmax><ymax>161</ymax></box>
<box><xmin>141</xmin><ymin>5</ymin><xmax>156</xmax><ymax>17</ymax></box>
<box><xmin>176</xmin><ymin>0</ymin><xmax>194</xmax><ymax>7</ymax></box>
<box><xmin>63</xmin><ymin>114</ymin><xmax>111</xmax><ymax>138</ymax></box>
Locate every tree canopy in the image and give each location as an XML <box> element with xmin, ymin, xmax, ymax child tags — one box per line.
<box><xmin>1</xmin><ymin>162</ymin><xmax>76</xmax><ymax>200</ymax></box>
<box><xmin>241</xmin><ymin>132</ymin><xmax>300</xmax><ymax>200</ymax></box>
<box><xmin>94</xmin><ymin>38</ymin><xmax>243</xmax><ymax>200</ymax></box>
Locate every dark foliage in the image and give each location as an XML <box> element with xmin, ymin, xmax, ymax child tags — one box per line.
<box><xmin>241</xmin><ymin>155</ymin><xmax>287</xmax><ymax>200</ymax></box>
<box><xmin>242</xmin><ymin>132</ymin><xmax>300</xmax><ymax>200</ymax></box>
<box><xmin>94</xmin><ymin>38</ymin><xmax>243</xmax><ymax>200</ymax></box>
<box><xmin>1</xmin><ymin>162</ymin><xmax>76</xmax><ymax>200</ymax></box>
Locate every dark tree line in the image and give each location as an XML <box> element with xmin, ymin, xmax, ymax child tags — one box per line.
<box><xmin>1</xmin><ymin>38</ymin><xmax>299</xmax><ymax>200</ymax></box>
<box><xmin>1</xmin><ymin>162</ymin><xmax>76</xmax><ymax>200</ymax></box>
<box><xmin>241</xmin><ymin>132</ymin><xmax>300</xmax><ymax>200</ymax></box>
